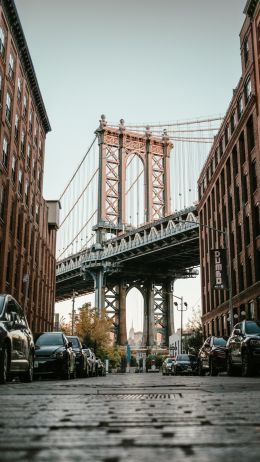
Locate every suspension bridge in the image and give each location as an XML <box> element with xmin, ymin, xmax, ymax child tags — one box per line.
<box><xmin>56</xmin><ymin>115</ymin><xmax>222</xmax><ymax>346</ymax></box>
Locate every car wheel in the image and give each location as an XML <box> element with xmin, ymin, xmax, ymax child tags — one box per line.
<box><xmin>20</xmin><ymin>353</ymin><xmax>33</xmax><ymax>383</ymax></box>
<box><xmin>242</xmin><ymin>351</ymin><xmax>254</xmax><ymax>377</ymax></box>
<box><xmin>227</xmin><ymin>355</ymin><xmax>236</xmax><ymax>376</ymax></box>
<box><xmin>209</xmin><ymin>359</ymin><xmax>218</xmax><ymax>377</ymax></box>
<box><xmin>0</xmin><ymin>345</ymin><xmax>9</xmax><ymax>384</ymax></box>
<box><xmin>198</xmin><ymin>361</ymin><xmax>205</xmax><ymax>376</ymax></box>
<box><xmin>62</xmin><ymin>362</ymin><xmax>71</xmax><ymax>380</ymax></box>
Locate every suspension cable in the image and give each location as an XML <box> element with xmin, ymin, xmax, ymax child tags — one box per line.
<box><xmin>59</xmin><ymin>136</ymin><xmax>97</xmax><ymax>201</ymax></box>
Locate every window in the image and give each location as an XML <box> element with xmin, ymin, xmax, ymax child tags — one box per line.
<box><xmin>242</xmin><ymin>174</ymin><xmax>248</xmax><ymax>204</ymax></box>
<box><xmin>251</xmin><ymin>161</ymin><xmax>258</xmax><ymax>192</ymax></box>
<box><xmin>2</xmin><ymin>137</ymin><xmax>8</xmax><ymax>168</ymax></box>
<box><xmin>18</xmin><ymin>169</ymin><xmax>23</xmax><ymax>195</ymax></box>
<box><xmin>27</xmin><ymin>144</ymin><xmax>31</xmax><ymax>169</ymax></box>
<box><xmin>14</xmin><ymin>113</ymin><xmax>19</xmax><ymax>141</ymax></box>
<box><xmin>0</xmin><ymin>27</ymin><xmax>5</xmax><ymax>57</ymax></box>
<box><xmin>224</xmin><ymin>126</ymin><xmax>229</xmax><ymax>147</ymax></box>
<box><xmin>230</xmin><ymin>112</ymin><xmax>236</xmax><ymax>134</ymax></box>
<box><xmin>0</xmin><ymin>184</ymin><xmax>5</xmax><ymax>221</ymax></box>
<box><xmin>29</xmin><ymin>111</ymin><xmax>33</xmax><ymax>133</ymax></box>
<box><xmin>21</xmin><ymin>129</ymin><xmax>25</xmax><ymax>156</ymax></box>
<box><xmin>32</xmin><ymin>158</ymin><xmax>36</xmax><ymax>179</ymax></box>
<box><xmin>232</xmin><ymin>147</ymin><xmax>238</xmax><ymax>176</ymax></box>
<box><xmin>17</xmin><ymin>78</ymin><xmax>22</xmax><ymax>101</ymax></box>
<box><xmin>245</xmin><ymin>76</ymin><xmax>252</xmax><ymax>104</ymax></box>
<box><xmin>37</xmin><ymin>170</ymin><xmax>41</xmax><ymax>191</ymax></box>
<box><xmin>219</xmin><ymin>137</ymin><xmax>223</xmax><ymax>157</ymax></box>
<box><xmin>39</xmin><ymin>139</ymin><xmax>42</xmax><ymax>156</ymax></box>
<box><xmin>235</xmin><ymin>185</ymin><xmax>240</xmax><ymax>212</ymax></box>
<box><xmin>239</xmin><ymin>132</ymin><xmax>246</xmax><ymax>163</ymax></box>
<box><xmin>9</xmin><ymin>200</ymin><xmax>15</xmax><ymax>234</ymax></box>
<box><xmin>246</xmin><ymin>115</ymin><xmax>255</xmax><ymax>152</ymax></box>
<box><xmin>36</xmin><ymin>204</ymin><xmax>39</xmax><ymax>224</ymax></box>
<box><xmin>6</xmin><ymin>92</ymin><xmax>12</xmax><ymax>123</ymax></box>
<box><xmin>245</xmin><ymin>214</ymin><xmax>250</xmax><ymax>245</ymax></box>
<box><xmin>11</xmin><ymin>154</ymin><xmax>16</xmax><ymax>183</ymax></box>
<box><xmin>0</xmin><ymin>72</ymin><xmax>2</xmax><ymax>101</ymax></box>
<box><xmin>237</xmin><ymin>96</ymin><xmax>243</xmax><ymax>120</ymax></box>
<box><xmin>34</xmin><ymin>125</ymin><xmax>38</xmax><ymax>146</ymax></box>
<box><xmin>25</xmin><ymin>180</ymin><xmax>29</xmax><ymax>206</ymax></box>
<box><xmin>23</xmin><ymin>94</ymin><xmax>27</xmax><ymax>116</ymax></box>
<box><xmin>8</xmin><ymin>53</ymin><xmax>14</xmax><ymax>80</ymax></box>
<box><xmin>244</xmin><ymin>38</ymin><xmax>249</xmax><ymax>65</ymax></box>
<box><xmin>254</xmin><ymin>204</ymin><xmax>260</xmax><ymax>236</ymax></box>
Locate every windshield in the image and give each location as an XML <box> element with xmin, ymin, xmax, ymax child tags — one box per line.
<box><xmin>34</xmin><ymin>333</ymin><xmax>64</xmax><ymax>346</ymax></box>
<box><xmin>165</xmin><ymin>358</ymin><xmax>173</xmax><ymax>363</ymax></box>
<box><xmin>213</xmin><ymin>337</ymin><xmax>227</xmax><ymax>346</ymax></box>
<box><xmin>245</xmin><ymin>321</ymin><xmax>260</xmax><ymax>335</ymax></box>
<box><xmin>177</xmin><ymin>355</ymin><xmax>190</xmax><ymax>362</ymax></box>
<box><xmin>0</xmin><ymin>295</ymin><xmax>5</xmax><ymax>317</ymax></box>
<box><xmin>67</xmin><ymin>337</ymin><xmax>80</xmax><ymax>348</ymax></box>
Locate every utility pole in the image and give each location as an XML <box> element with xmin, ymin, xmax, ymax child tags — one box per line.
<box><xmin>174</xmin><ymin>295</ymin><xmax>188</xmax><ymax>354</ymax></box>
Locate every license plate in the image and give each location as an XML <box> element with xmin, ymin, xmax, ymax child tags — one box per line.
<box><xmin>34</xmin><ymin>360</ymin><xmax>46</xmax><ymax>368</ymax></box>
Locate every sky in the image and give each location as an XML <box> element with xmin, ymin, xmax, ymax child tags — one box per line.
<box><xmin>15</xmin><ymin>0</ymin><xmax>246</xmax><ymax>335</ymax></box>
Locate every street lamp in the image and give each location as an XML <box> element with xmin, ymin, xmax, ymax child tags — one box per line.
<box><xmin>71</xmin><ymin>290</ymin><xmax>78</xmax><ymax>335</ymax></box>
<box><xmin>173</xmin><ymin>295</ymin><xmax>188</xmax><ymax>354</ymax></box>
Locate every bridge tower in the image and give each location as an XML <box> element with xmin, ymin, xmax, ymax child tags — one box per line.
<box><xmin>85</xmin><ymin>115</ymin><xmax>174</xmax><ymax>347</ymax></box>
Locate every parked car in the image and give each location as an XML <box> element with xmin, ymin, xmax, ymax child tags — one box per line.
<box><xmin>162</xmin><ymin>357</ymin><xmax>175</xmax><ymax>376</ymax></box>
<box><xmin>67</xmin><ymin>336</ymin><xmax>89</xmax><ymax>377</ymax></box>
<box><xmin>96</xmin><ymin>358</ymin><xmax>106</xmax><ymax>376</ymax></box>
<box><xmin>82</xmin><ymin>347</ymin><xmax>96</xmax><ymax>376</ymax></box>
<box><xmin>226</xmin><ymin>320</ymin><xmax>260</xmax><ymax>377</ymax></box>
<box><xmin>198</xmin><ymin>336</ymin><xmax>227</xmax><ymax>376</ymax></box>
<box><xmin>33</xmin><ymin>332</ymin><xmax>76</xmax><ymax>380</ymax></box>
<box><xmin>172</xmin><ymin>354</ymin><xmax>197</xmax><ymax>375</ymax></box>
<box><xmin>0</xmin><ymin>294</ymin><xmax>34</xmax><ymax>384</ymax></box>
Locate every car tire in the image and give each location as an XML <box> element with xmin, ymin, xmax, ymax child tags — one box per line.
<box><xmin>20</xmin><ymin>353</ymin><xmax>33</xmax><ymax>383</ymax></box>
<box><xmin>209</xmin><ymin>359</ymin><xmax>218</xmax><ymax>377</ymax></box>
<box><xmin>0</xmin><ymin>344</ymin><xmax>9</xmax><ymax>384</ymax></box>
<box><xmin>242</xmin><ymin>351</ymin><xmax>254</xmax><ymax>377</ymax></box>
<box><xmin>227</xmin><ymin>355</ymin><xmax>236</xmax><ymax>376</ymax></box>
<box><xmin>198</xmin><ymin>361</ymin><xmax>205</xmax><ymax>376</ymax></box>
<box><xmin>62</xmin><ymin>362</ymin><xmax>71</xmax><ymax>380</ymax></box>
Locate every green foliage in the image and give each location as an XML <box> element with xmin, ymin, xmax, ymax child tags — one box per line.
<box><xmin>183</xmin><ymin>305</ymin><xmax>203</xmax><ymax>355</ymax></box>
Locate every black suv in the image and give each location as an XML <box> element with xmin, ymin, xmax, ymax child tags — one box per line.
<box><xmin>226</xmin><ymin>320</ymin><xmax>260</xmax><ymax>376</ymax></box>
<box><xmin>0</xmin><ymin>294</ymin><xmax>34</xmax><ymax>383</ymax></box>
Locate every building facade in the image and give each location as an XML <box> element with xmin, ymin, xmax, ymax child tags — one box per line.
<box><xmin>198</xmin><ymin>0</ymin><xmax>260</xmax><ymax>337</ymax></box>
<box><xmin>0</xmin><ymin>0</ymin><xmax>59</xmax><ymax>331</ymax></box>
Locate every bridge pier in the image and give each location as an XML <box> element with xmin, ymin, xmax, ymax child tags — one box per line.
<box><xmin>118</xmin><ymin>283</ymin><xmax>127</xmax><ymax>345</ymax></box>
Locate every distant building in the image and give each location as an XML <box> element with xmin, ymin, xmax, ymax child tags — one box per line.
<box><xmin>0</xmin><ymin>0</ymin><xmax>59</xmax><ymax>331</ymax></box>
<box><xmin>198</xmin><ymin>0</ymin><xmax>260</xmax><ymax>337</ymax></box>
<box><xmin>128</xmin><ymin>322</ymin><xmax>143</xmax><ymax>346</ymax></box>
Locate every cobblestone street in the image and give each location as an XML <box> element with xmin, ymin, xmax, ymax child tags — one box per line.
<box><xmin>0</xmin><ymin>373</ymin><xmax>260</xmax><ymax>461</ymax></box>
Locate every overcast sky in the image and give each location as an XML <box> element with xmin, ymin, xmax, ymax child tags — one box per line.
<box><xmin>15</xmin><ymin>0</ymin><xmax>246</xmax><ymax>334</ymax></box>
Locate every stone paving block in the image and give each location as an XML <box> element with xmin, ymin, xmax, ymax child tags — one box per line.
<box><xmin>0</xmin><ymin>374</ymin><xmax>260</xmax><ymax>461</ymax></box>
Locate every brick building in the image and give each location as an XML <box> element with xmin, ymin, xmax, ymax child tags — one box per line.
<box><xmin>0</xmin><ymin>0</ymin><xmax>59</xmax><ymax>331</ymax></box>
<box><xmin>198</xmin><ymin>0</ymin><xmax>260</xmax><ymax>337</ymax></box>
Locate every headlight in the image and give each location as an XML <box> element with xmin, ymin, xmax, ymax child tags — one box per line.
<box><xmin>51</xmin><ymin>351</ymin><xmax>64</xmax><ymax>359</ymax></box>
<box><xmin>250</xmin><ymin>339</ymin><xmax>260</xmax><ymax>346</ymax></box>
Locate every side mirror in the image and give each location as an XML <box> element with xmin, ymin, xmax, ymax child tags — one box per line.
<box><xmin>82</xmin><ymin>344</ymin><xmax>86</xmax><ymax>349</ymax></box>
<box><xmin>234</xmin><ymin>328</ymin><xmax>241</xmax><ymax>336</ymax></box>
<box><xmin>68</xmin><ymin>341</ymin><xmax>73</xmax><ymax>348</ymax></box>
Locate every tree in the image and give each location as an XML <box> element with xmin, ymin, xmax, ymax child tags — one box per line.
<box><xmin>183</xmin><ymin>306</ymin><xmax>203</xmax><ymax>355</ymax></box>
<box><xmin>74</xmin><ymin>304</ymin><xmax>114</xmax><ymax>360</ymax></box>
